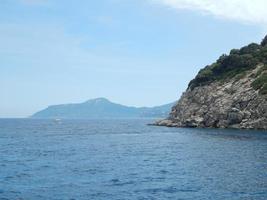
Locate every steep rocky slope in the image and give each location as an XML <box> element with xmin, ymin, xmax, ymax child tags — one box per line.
<box><xmin>156</xmin><ymin>36</ymin><xmax>267</xmax><ymax>130</ymax></box>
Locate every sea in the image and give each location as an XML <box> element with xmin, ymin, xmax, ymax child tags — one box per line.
<box><xmin>0</xmin><ymin>119</ymin><xmax>266</xmax><ymax>200</ymax></box>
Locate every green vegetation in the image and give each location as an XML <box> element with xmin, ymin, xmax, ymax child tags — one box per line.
<box><xmin>252</xmin><ymin>72</ymin><xmax>267</xmax><ymax>95</ymax></box>
<box><xmin>188</xmin><ymin>37</ymin><xmax>267</xmax><ymax>92</ymax></box>
<box><xmin>255</xmin><ymin>65</ymin><xmax>267</xmax><ymax>77</ymax></box>
<box><xmin>260</xmin><ymin>84</ymin><xmax>267</xmax><ymax>95</ymax></box>
<box><xmin>261</xmin><ymin>35</ymin><xmax>267</xmax><ymax>47</ymax></box>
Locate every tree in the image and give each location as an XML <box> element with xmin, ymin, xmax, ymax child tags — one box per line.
<box><xmin>261</xmin><ymin>35</ymin><xmax>267</xmax><ymax>46</ymax></box>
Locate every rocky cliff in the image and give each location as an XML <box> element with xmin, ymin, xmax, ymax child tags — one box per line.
<box><xmin>156</xmin><ymin>36</ymin><xmax>267</xmax><ymax>130</ymax></box>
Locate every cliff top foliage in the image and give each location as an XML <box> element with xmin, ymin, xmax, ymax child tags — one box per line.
<box><xmin>188</xmin><ymin>36</ymin><xmax>267</xmax><ymax>92</ymax></box>
<box><xmin>251</xmin><ymin>67</ymin><xmax>267</xmax><ymax>95</ymax></box>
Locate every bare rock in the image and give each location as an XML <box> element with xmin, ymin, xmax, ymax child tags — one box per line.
<box><xmin>160</xmin><ymin>66</ymin><xmax>267</xmax><ymax>130</ymax></box>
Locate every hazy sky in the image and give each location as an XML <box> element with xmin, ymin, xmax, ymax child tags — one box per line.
<box><xmin>1</xmin><ymin>0</ymin><xmax>266</xmax><ymax>117</ymax></box>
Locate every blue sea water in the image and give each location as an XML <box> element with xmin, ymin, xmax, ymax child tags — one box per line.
<box><xmin>0</xmin><ymin>119</ymin><xmax>267</xmax><ymax>200</ymax></box>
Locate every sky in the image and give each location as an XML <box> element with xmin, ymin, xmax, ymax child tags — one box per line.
<box><xmin>1</xmin><ymin>0</ymin><xmax>266</xmax><ymax>118</ymax></box>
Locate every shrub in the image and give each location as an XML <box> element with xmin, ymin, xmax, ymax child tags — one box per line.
<box><xmin>251</xmin><ymin>72</ymin><xmax>267</xmax><ymax>90</ymax></box>
<box><xmin>239</xmin><ymin>43</ymin><xmax>261</xmax><ymax>54</ymax></box>
<box><xmin>230</xmin><ymin>49</ymin><xmax>239</xmax><ymax>55</ymax></box>
<box><xmin>255</xmin><ymin>65</ymin><xmax>267</xmax><ymax>77</ymax></box>
<box><xmin>261</xmin><ymin>35</ymin><xmax>267</xmax><ymax>46</ymax></box>
<box><xmin>260</xmin><ymin>84</ymin><xmax>267</xmax><ymax>95</ymax></box>
<box><xmin>188</xmin><ymin>36</ymin><xmax>267</xmax><ymax>90</ymax></box>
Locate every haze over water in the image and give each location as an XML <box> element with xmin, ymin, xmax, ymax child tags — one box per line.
<box><xmin>0</xmin><ymin>119</ymin><xmax>266</xmax><ymax>200</ymax></box>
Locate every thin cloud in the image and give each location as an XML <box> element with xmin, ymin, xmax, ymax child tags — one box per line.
<box><xmin>154</xmin><ymin>0</ymin><xmax>267</xmax><ymax>27</ymax></box>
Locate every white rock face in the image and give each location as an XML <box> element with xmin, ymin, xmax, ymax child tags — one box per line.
<box><xmin>157</xmin><ymin>66</ymin><xmax>267</xmax><ymax>130</ymax></box>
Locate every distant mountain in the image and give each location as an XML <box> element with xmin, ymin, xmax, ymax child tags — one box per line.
<box><xmin>31</xmin><ymin>98</ymin><xmax>175</xmax><ymax>119</ymax></box>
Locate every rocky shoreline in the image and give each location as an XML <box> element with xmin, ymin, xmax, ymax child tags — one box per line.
<box><xmin>155</xmin><ymin>37</ymin><xmax>267</xmax><ymax>130</ymax></box>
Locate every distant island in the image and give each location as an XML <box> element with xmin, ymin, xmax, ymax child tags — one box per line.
<box><xmin>156</xmin><ymin>35</ymin><xmax>267</xmax><ymax>130</ymax></box>
<box><xmin>31</xmin><ymin>98</ymin><xmax>175</xmax><ymax>119</ymax></box>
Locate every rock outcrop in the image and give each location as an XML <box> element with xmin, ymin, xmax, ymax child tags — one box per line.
<box><xmin>156</xmin><ymin>37</ymin><xmax>267</xmax><ymax>130</ymax></box>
